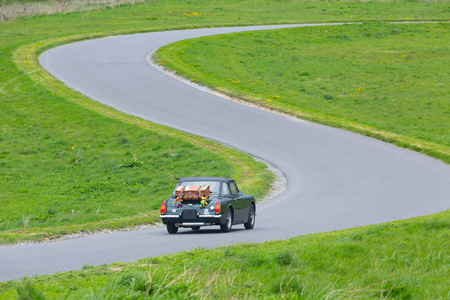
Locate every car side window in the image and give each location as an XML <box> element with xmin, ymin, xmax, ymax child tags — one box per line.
<box><xmin>222</xmin><ymin>183</ymin><xmax>231</xmax><ymax>196</ymax></box>
<box><xmin>230</xmin><ymin>182</ymin><xmax>239</xmax><ymax>195</ymax></box>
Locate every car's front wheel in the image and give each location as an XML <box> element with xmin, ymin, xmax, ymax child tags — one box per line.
<box><xmin>220</xmin><ymin>208</ymin><xmax>233</xmax><ymax>232</ymax></box>
<box><xmin>166</xmin><ymin>223</ymin><xmax>178</xmax><ymax>234</ymax></box>
<box><xmin>244</xmin><ymin>203</ymin><xmax>255</xmax><ymax>229</ymax></box>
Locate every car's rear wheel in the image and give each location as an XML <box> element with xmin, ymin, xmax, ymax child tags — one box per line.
<box><xmin>244</xmin><ymin>203</ymin><xmax>255</xmax><ymax>229</ymax></box>
<box><xmin>191</xmin><ymin>226</ymin><xmax>200</xmax><ymax>231</ymax></box>
<box><xmin>220</xmin><ymin>208</ymin><xmax>233</xmax><ymax>232</ymax></box>
<box><xmin>166</xmin><ymin>223</ymin><xmax>178</xmax><ymax>234</ymax></box>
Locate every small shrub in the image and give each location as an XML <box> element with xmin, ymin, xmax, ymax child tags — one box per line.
<box><xmin>16</xmin><ymin>281</ymin><xmax>45</xmax><ymax>300</ymax></box>
<box><xmin>275</xmin><ymin>250</ymin><xmax>296</xmax><ymax>266</ymax></box>
<box><xmin>118</xmin><ymin>271</ymin><xmax>148</xmax><ymax>292</ymax></box>
<box><xmin>118</xmin><ymin>138</ymin><xmax>129</xmax><ymax>144</ymax></box>
<box><xmin>380</xmin><ymin>281</ymin><xmax>412</xmax><ymax>300</ymax></box>
<box><xmin>46</xmin><ymin>208</ymin><xmax>56</xmax><ymax>216</ymax></box>
<box><xmin>120</xmin><ymin>158</ymin><xmax>143</xmax><ymax>168</ymax></box>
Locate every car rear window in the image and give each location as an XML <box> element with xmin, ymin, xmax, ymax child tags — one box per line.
<box><xmin>175</xmin><ymin>181</ymin><xmax>222</xmax><ymax>195</ymax></box>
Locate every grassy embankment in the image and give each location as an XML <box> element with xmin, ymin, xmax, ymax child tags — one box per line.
<box><xmin>0</xmin><ymin>0</ymin><xmax>448</xmax><ymax>298</ymax></box>
<box><xmin>1</xmin><ymin>210</ymin><xmax>448</xmax><ymax>298</ymax></box>
<box><xmin>154</xmin><ymin>22</ymin><xmax>450</xmax><ymax>163</ymax></box>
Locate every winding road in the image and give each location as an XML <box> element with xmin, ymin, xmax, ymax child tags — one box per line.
<box><xmin>1</xmin><ymin>24</ymin><xmax>449</xmax><ymax>282</ymax></box>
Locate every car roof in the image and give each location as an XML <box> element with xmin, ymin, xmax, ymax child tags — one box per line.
<box><xmin>177</xmin><ymin>177</ymin><xmax>234</xmax><ymax>183</ymax></box>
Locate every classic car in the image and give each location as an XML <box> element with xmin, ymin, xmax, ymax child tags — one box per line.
<box><xmin>159</xmin><ymin>177</ymin><xmax>256</xmax><ymax>234</ymax></box>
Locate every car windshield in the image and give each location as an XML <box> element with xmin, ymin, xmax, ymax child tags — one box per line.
<box><xmin>175</xmin><ymin>180</ymin><xmax>222</xmax><ymax>195</ymax></box>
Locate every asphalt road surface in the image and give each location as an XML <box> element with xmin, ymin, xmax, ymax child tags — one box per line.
<box><xmin>1</xmin><ymin>24</ymin><xmax>449</xmax><ymax>282</ymax></box>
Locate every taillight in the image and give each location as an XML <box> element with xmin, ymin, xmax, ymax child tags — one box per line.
<box><xmin>214</xmin><ymin>201</ymin><xmax>221</xmax><ymax>214</ymax></box>
<box><xmin>160</xmin><ymin>201</ymin><xmax>167</xmax><ymax>214</ymax></box>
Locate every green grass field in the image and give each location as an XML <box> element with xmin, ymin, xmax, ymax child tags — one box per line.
<box><xmin>0</xmin><ymin>0</ymin><xmax>449</xmax><ymax>298</ymax></box>
<box><xmin>154</xmin><ymin>22</ymin><xmax>450</xmax><ymax>163</ymax></box>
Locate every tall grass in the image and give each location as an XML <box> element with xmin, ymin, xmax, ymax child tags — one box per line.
<box><xmin>0</xmin><ymin>0</ymin><xmax>151</xmax><ymax>22</ymax></box>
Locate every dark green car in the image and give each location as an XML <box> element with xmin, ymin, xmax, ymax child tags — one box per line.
<box><xmin>160</xmin><ymin>177</ymin><xmax>256</xmax><ymax>234</ymax></box>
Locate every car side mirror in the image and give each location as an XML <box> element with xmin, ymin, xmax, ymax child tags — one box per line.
<box><xmin>238</xmin><ymin>191</ymin><xmax>244</xmax><ymax>197</ymax></box>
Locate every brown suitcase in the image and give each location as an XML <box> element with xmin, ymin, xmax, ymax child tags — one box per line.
<box><xmin>199</xmin><ymin>185</ymin><xmax>210</xmax><ymax>199</ymax></box>
<box><xmin>183</xmin><ymin>185</ymin><xmax>201</xmax><ymax>200</ymax></box>
<box><xmin>176</xmin><ymin>185</ymin><xmax>211</xmax><ymax>200</ymax></box>
<box><xmin>175</xmin><ymin>185</ymin><xmax>185</xmax><ymax>197</ymax></box>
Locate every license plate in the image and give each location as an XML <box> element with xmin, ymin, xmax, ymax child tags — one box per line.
<box><xmin>182</xmin><ymin>210</ymin><xmax>197</xmax><ymax>220</ymax></box>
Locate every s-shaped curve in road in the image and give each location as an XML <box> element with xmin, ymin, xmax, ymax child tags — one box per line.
<box><xmin>1</xmin><ymin>24</ymin><xmax>449</xmax><ymax>282</ymax></box>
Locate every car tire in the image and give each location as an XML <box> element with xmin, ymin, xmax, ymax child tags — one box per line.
<box><xmin>166</xmin><ymin>223</ymin><xmax>178</xmax><ymax>234</ymax></box>
<box><xmin>244</xmin><ymin>203</ymin><xmax>255</xmax><ymax>229</ymax></box>
<box><xmin>191</xmin><ymin>226</ymin><xmax>200</xmax><ymax>231</ymax></box>
<box><xmin>220</xmin><ymin>208</ymin><xmax>233</xmax><ymax>232</ymax></box>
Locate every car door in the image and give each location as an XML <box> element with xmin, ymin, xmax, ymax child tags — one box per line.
<box><xmin>230</xmin><ymin>181</ymin><xmax>246</xmax><ymax>222</ymax></box>
<box><xmin>220</xmin><ymin>182</ymin><xmax>235</xmax><ymax>221</ymax></box>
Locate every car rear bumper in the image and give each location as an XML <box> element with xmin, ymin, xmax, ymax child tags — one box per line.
<box><xmin>160</xmin><ymin>214</ymin><xmax>223</xmax><ymax>226</ymax></box>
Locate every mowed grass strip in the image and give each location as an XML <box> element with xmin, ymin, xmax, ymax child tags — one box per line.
<box><xmin>154</xmin><ymin>22</ymin><xmax>450</xmax><ymax>163</ymax></box>
<box><xmin>1</xmin><ymin>210</ymin><xmax>448</xmax><ymax>299</ymax></box>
